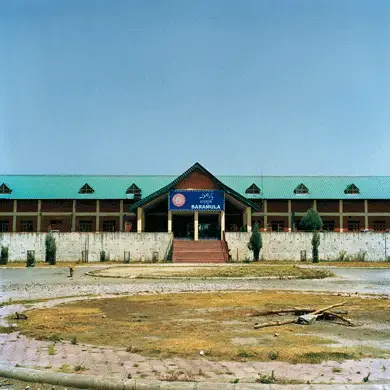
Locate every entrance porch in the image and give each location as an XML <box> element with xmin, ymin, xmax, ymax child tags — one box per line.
<box><xmin>138</xmin><ymin>193</ymin><xmax>252</xmax><ymax>240</ymax></box>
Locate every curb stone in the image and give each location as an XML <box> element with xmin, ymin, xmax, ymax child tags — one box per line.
<box><xmin>0</xmin><ymin>365</ymin><xmax>389</xmax><ymax>390</ymax></box>
<box><xmin>84</xmin><ymin>271</ymin><xmax>309</xmax><ymax>281</ymax></box>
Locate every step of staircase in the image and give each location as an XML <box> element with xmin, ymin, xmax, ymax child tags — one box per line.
<box><xmin>172</xmin><ymin>239</ymin><xmax>227</xmax><ymax>263</ymax></box>
<box><xmin>173</xmin><ymin>258</ymin><xmax>225</xmax><ymax>263</ymax></box>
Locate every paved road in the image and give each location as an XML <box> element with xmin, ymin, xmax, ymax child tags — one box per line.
<box><xmin>0</xmin><ymin>266</ymin><xmax>389</xmax><ymax>302</ymax></box>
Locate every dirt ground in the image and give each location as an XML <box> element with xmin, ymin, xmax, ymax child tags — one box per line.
<box><xmin>16</xmin><ymin>291</ymin><xmax>390</xmax><ymax>364</ymax></box>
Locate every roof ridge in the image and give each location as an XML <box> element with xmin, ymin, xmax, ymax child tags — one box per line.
<box><xmin>2</xmin><ymin>174</ymin><xmax>390</xmax><ymax>178</ymax></box>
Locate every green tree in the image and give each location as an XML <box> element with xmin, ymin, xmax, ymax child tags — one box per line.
<box><xmin>299</xmin><ymin>208</ymin><xmax>323</xmax><ymax>231</ymax></box>
<box><xmin>247</xmin><ymin>222</ymin><xmax>262</xmax><ymax>261</ymax></box>
<box><xmin>311</xmin><ymin>231</ymin><xmax>320</xmax><ymax>263</ymax></box>
<box><xmin>45</xmin><ymin>232</ymin><xmax>57</xmax><ymax>265</ymax></box>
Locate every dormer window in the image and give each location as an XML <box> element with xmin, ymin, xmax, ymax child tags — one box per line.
<box><xmin>344</xmin><ymin>183</ymin><xmax>360</xmax><ymax>195</ymax></box>
<box><xmin>0</xmin><ymin>183</ymin><xmax>12</xmax><ymax>194</ymax></box>
<box><xmin>294</xmin><ymin>183</ymin><xmax>309</xmax><ymax>195</ymax></box>
<box><xmin>245</xmin><ymin>183</ymin><xmax>261</xmax><ymax>194</ymax></box>
<box><xmin>126</xmin><ymin>183</ymin><xmax>141</xmax><ymax>196</ymax></box>
<box><xmin>79</xmin><ymin>183</ymin><xmax>94</xmax><ymax>194</ymax></box>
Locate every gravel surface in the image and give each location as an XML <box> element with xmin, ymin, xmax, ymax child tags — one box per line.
<box><xmin>0</xmin><ymin>267</ymin><xmax>389</xmax><ymax>302</ymax></box>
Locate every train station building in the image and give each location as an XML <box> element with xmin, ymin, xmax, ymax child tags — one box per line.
<box><xmin>1</xmin><ymin>162</ymin><xmax>390</xmax><ymax>237</ymax></box>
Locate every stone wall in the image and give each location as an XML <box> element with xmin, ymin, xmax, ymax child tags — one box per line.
<box><xmin>225</xmin><ymin>232</ymin><xmax>390</xmax><ymax>261</ymax></box>
<box><xmin>1</xmin><ymin>231</ymin><xmax>390</xmax><ymax>263</ymax></box>
<box><xmin>0</xmin><ymin>232</ymin><xmax>173</xmax><ymax>262</ymax></box>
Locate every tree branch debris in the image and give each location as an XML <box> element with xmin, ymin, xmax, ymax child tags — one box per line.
<box><xmin>253</xmin><ymin>301</ymin><xmax>355</xmax><ymax>329</ymax></box>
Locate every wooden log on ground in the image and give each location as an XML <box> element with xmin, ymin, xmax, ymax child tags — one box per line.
<box><xmin>253</xmin><ymin>302</ymin><xmax>349</xmax><ymax>329</ymax></box>
<box><xmin>254</xmin><ymin>319</ymin><xmax>296</xmax><ymax>329</ymax></box>
<box><xmin>311</xmin><ymin>301</ymin><xmax>347</xmax><ymax>316</ymax></box>
<box><xmin>248</xmin><ymin>307</ymin><xmax>316</xmax><ymax>317</ymax></box>
<box><xmin>323</xmin><ymin>311</ymin><xmax>354</xmax><ymax>326</ymax></box>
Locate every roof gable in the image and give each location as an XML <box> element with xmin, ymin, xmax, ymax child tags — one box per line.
<box><xmin>126</xmin><ymin>183</ymin><xmax>141</xmax><ymax>195</ymax></box>
<box><xmin>128</xmin><ymin>162</ymin><xmax>259</xmax><ymax>211</ymax></box>
<box><xmin>245</xmin><ymin>183</ymin><xmax>261</xmax><ymax>194</ymax></box>
<box><xmin>344</xmin><ymin>183</ymin><xmax>360</xmax><ymax>195</ymax></box>
<box><xmin>79</xmin><ymin>183</ymin><xmax>94</xmax><ymax>194</ymax></box>
<box><xmin>0</xmin><ymin>183</ymin><xmax>12</xmax><ymax>194</ymax></box>
<box><xmin>294</xmin><ymin>183</ymin><xmax>309</xmax><ymax>195</ymax></box>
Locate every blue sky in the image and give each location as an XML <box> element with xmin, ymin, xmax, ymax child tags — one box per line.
<box><xmin>1</xmin><ymin>0</ymin><xmax>389</xmax><ymax>176</ymax></box>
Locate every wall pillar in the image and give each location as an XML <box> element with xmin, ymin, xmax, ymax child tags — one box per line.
<box><xmin>339</xmin><ymin>200</ymin><xmax>343</xmax><ymax>232</ymax></box>
<box><xmin>313</xmin><ymin>199</ymin><xmax>317</xmax><ymax>211</ymax></box>
<box><xmin>246</xmin><ymin>207</ymin><xmax>252</xmax><ymax>233</ymax></box>
<box><xmin>137</xmin><ymin>207</ymin><xmax>143</xmax><ymax>233</ymax></box>
<box><xmin>119</xmin><ymin>200</ymin><xmax>124</xmax><ymax>232</ymax></box>
<box><xmin>220</xmin><ymin>210</ymin><xmax>225</xmax><ymax>238</ymax></box>
<box><xmin>12</xmin><ymin>200</ymin><xmax>17</xmax><ymax>232</ymax></box>
<box><xmin>287</xmin><ymin>200</ymin><xmax>292</xmax><ymax>232</ymax></box>
<box><xmin>194</xmin><ymin>211</ymin><xmax>199</xmax><ymax>241</ymax></box>
<box><xmin>37</xmin><ymin>200</ymin><xmax>42</xmax><ymax>232</ymax></box>
<box><xmin>168</xmin><ymin>211</ymin><xmax>172</xmax><ymax>233</ymax></box>
<box><xmin>264</xmin><ymin>200</ymin><xmax>268</xmax><ymax>232</ymax></box>
<box><xmin>96</xmin><ymin>200</ymin><xmax>100</xmax><ymax>232</ymax></box>
<box><xmin>71</xmin><ymin>200</ymin><xmax>76</xmax><ymax>232</ymax></box>
<box><xmin>364</xmin><ymin>199</ymin><xmax>368</xmax><ymax>230</ymax></box>
<box><xmin>242</xmin><ymin>210</ymin><xmax>247</xmax><ymax>229</ymax></box>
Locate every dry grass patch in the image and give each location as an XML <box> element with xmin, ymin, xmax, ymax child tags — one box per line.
<box><xmin>315</xmin><ymin>261</ymin><xmax>390</xmax><ymax>268</ymax></box>
<box><xmin>1</xmin><ymin>294</ymin><xmax>96</xmax><ymax>307</ymax></box>
<box><xmin>134</xmin><ymin>265</ymin><xmax>334</xmax><ymax>279</ymax></box>
<box><xmin>16</xmin><ymin>291</ymin><xmax>390</xmax><ymax>363</ymax></box>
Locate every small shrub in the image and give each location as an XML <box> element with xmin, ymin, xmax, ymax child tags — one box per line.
<box><xmin>332</xmin><ymin>367</ymin><xmax>342</xmax><ymax>373</ymax></box>
<box><xmin>268</xmin><ymin>351</ymin><xmax>279</xmax><ymax>360</ymax></box>
<box><xmin>71</xmin><ymin>336</ymin><xmax>78</xmax><ymax>345</ymax></box>
<box><xmin>256</xmin><ymin>370</ymin><xmax>276</xmax><ymax>384</ymax></box>
<box><xmin>338</xmin><ymin>250</ymin><xmax>348</xmax><ymax>261</ymax></box>
<box><xmin>59</xmin><ymin>364</ymin><xmax>72</xmax><ymax>373</ymax></box>
<box><xmin>312</xmin><ymin>231</ymin><xmax>320</xmax><ymax>263</ymax></box>
<box><xmin>0</xmin><ymin>246</ymin><xmax>9</xmax><ymax>265</ymax></box>
<box><xmin>354</xmin><ymin>250</ymin><xmax>367</xmax><ymax>262</ymax></box>
<box><xmin>26</xmin><ymin>251</ymin><xmax>35</xmax><ymax>268</ymax></box>
<box><xmin>100</xmin><ymin>250</ymin><xmax>106</xmax><ymax>262</ymax></box>
<box><xmin>74</xmin><ymin>364</ymin><xmax>86</xmax><ymax>372</ymax></box>
<box><xmin>300</xmin><ymin>208</ymin><xmax>323</xmax><ymax>231</ymax></box>
<box><xmin>237</xmin><ymin>350</ymin><xmax>256</xmax><ymax>358</ymax></box>
<box><xmin>45</xmin><ymin>232</ymin><xmax>56</xmax><ymax>265</ymax></box>
<box><xmin>247</xmin><ymin>222</ymin><xmax>262</xmax><ymax>261</ymax></box>
<box><xmin>48</xmin><ymin>344</ymin><xmax>56</xmax><ymax>355</ymax></box>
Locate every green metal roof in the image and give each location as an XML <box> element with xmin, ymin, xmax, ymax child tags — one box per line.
<box><xmin>1</xmin><ymin>170</ymin><xmax>390</xmax><ymax>200</ymax></box>
<box><xmin>0</xmin><ymin>175</ymin><xmax>175</xmax><ymax>200</ymax></box>
<box><xmin>219</xmin><ymin>175</ymin><xmax>390</xmax><ymax>200</ymax></box>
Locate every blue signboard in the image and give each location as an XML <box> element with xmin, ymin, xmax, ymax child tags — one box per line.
<box><xmin>169</xmin><ymin>190</ymin><xmax>225</xmax><ymax>212</ymax></box>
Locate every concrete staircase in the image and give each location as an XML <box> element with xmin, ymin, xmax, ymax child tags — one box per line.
<box><xmin>172</xmin><ymin>240</ymin><xmax>228</xmax><ymax>263</ymax></box>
